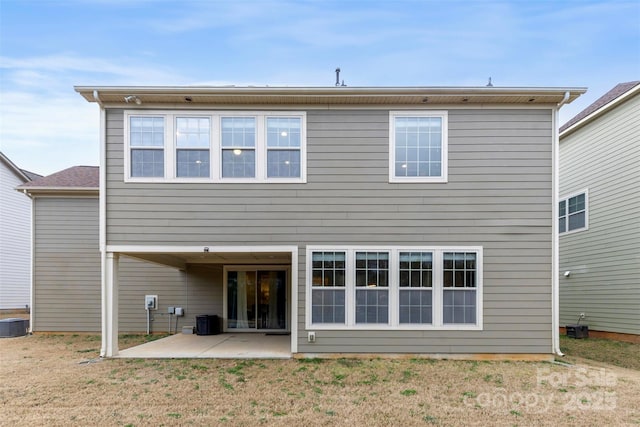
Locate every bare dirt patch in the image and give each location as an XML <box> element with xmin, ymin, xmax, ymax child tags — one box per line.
<box><xmin>1</xmin><ymin>334</ymin><xmax>639</xmax><ymax>426</ymax></box>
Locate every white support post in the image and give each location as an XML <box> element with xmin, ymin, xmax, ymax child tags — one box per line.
<box><xmin>103</xmin><ymin>252</ymin><xmax>119</xmax><ymax>357</ymax></box>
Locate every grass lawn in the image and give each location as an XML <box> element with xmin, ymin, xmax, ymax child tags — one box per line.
<box><xmin>560</xmin><ymin>334</ymin><xmax>640</xmax><ymax>371</ymax></box>
<box><xmin>1</xmin><ymin>333</ymin><xmax>639</xmax><ymax>426</ymax></box>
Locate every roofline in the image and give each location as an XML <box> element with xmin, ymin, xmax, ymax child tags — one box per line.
<box><xmin>76</xmin><ymin>85</ymin><xmax>587</xmax><ymax>96</ymax></box>
<box><xmin>76</xmin><ymin>85</ymin><xmax>587</xmax><ymax>91</ymax></box>
<box><xmin>0</xmin><ymin>151</ymin><xmax>31</xmax><ymax>182</ymax></box>
<box><xmin>560</xmin><ymin>83</ymin><xmax>640</xmax><ymax>139</ymax></box>
<box><xmin>17</xmin><ymin>186</ymin><xmax>99</xmax><ymax>196</ymax></box>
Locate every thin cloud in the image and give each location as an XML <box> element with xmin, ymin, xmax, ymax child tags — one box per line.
<box><xmin>0</xmin><ymin>54</ymin><xmax>183</xmax><ymax>85</ymax></box>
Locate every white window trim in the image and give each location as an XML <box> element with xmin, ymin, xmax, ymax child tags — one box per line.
<box><xmin>559</xmin><ymin>189</ymin><xmax>589</xmax><ymax>235</ymax></box>
<box><xmin>389</xmin><ymin>110</ymin><xmax>448</xmax><ymax>183</ymax></box>
<box><xmin>124</xmin><ymin>110</ymin><xmax>307</xmax><ymax>183</ymax></box>
<box><xmin>305</xmin><ymin>245</ymin><xmax>483</xmax><ymax>331</ymax></box>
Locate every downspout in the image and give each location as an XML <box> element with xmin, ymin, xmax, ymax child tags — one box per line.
<box><xmin>23</xmin><ymin>190</ymin><xmax>34</xmax><ymax>333</ymax></box>
<box><xmin>552</xmin><ymin>91</ymin><xmax>570</xmax><ymax>356</ymax></box>
<box><xmin>94</xmin><ymin>90</ymin><xmax>109</xmax><ymax>357</ymax></box>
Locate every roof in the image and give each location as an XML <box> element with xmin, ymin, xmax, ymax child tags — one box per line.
<box><xmin>560</xmin><ymin>81</ymin><xmax>640</xmax><ymax>136</ymax></box>
<box><xmin>21</xmin><ymin>170</ymin><xmax>43</xmax><ymax>181</ymax></box>
<box><xmin>0</xmin><ymin>151</ymin><xmax>37</xmax><ymax>183</ymax></box>
<box><xmin>18</xmin><ymin>166</ymin><xmax>99</xmax><ymax>195</ymax></box>
<box><xmin>75</xmin><ymin>85</ymin><xmax>586</xmax><ymax>107</ymax></box>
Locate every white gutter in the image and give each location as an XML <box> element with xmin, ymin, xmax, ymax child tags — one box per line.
<box><xmin>552</xmin><ymin>91</ymin><xmax>570</xmax><ymax>357</ymax></box>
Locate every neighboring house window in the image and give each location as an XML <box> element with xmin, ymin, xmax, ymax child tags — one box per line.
<box><xmin>389</xmin><ymin>111</ymin><xmax>448</xmax><ymax>183</ymax></box>
<box><xmin>124</xmin><ymin>111</ymin><xmax>306</xmax><ymax>183</ymax></box>
<box><xmin>306</xmin><ymin>247</ymin><xmax>482</xmax><ymax>330</ymax></box>
<box><xmin>129</xmin><ymin>116</ymin><xmax>165</xmax><ymax>177</ymax></box>
<box><xmin>176</xmin><ymin>117</ymin><xmax>210</xmax><ymax>178</ymax></box>
<box><xmin>559</xmin><ymin>191</ymin><xmax>588</xmax><ymax>234</ymax></box>
<box><xmin>221</xmin><ymin>117</ymin><xmax>256</xmax><ymax>178</ymax></box>
<box><xmin>311</xmin><ymin>251</ymin><xmax>346</xmax><ymax>324</ymax></box>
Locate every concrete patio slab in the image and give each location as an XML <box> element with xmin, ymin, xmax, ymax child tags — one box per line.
<box><xmin>116</xmin><ymin>333</ymin><xmax>291</xmax><ymax>359</ymax></box>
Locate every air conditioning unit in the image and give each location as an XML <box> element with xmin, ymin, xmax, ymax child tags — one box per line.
<box><xmin>566</xmin><ymin>324</ymin><xmax>589</xmax><ymax>339</ymax></box>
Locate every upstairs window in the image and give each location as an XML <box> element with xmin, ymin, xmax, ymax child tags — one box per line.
<box><xmin>129</xmin><ymin>116</ymin><xmax>165</xmax><ymax>178</ymax></box>
<box><xmin>221</xmin><ymin>117</ymin><xmax>256</xmax><ymax>178</ymax></box>
<box><xmin>266</xmin><ymin>117</ymin><xmax>302</xmax><ymax>178</ymax></box>
<box><xmin>389</xmin><ymin>111</ymin><xmax>448</xmax><ymax>183</ymax></box>
<box><xmin>176</xmin><ymin>117</ymin><xmax>210</xmax><ymax>178</ymax></box>
<box><xmin>124</xmin><ymin>111</ymin><xmax>306</xmax><ymax>183</ymax></box>
<box><xmin>559</xmin><ymin>191</ymin><xmax>588</xmax><ymax>234</ymax></box>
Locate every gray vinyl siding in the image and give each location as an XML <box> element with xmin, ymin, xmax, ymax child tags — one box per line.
<box><xmin>559</xmin><ymin>94</ymin><xmax>640</xmax><ymax>335</ymax></box>
<box><xmin>105</xmin><ymin>108</ymin><xmax>554</xmax><ymax>353</ymax></box>
<box><xmin>32</xmin><ymin>197</ymin><xmax>188</xmax><ymax>332</ymax></box>
<box><xmin>119</xmin><ymin>263</ymin><xmax>223</xmax><ymax>333</ymax></box>
<box><xmin>32</xmin><ymin>197</ymin><xmax>101</xmax><ymax>331</ymax></box>
<box><xmin>0</xmin><ymin>162</ymin><xmax>30</xmax><ymax>310</ymax></box>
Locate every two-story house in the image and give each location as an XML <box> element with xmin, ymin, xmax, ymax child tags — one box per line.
<box><xmin>0</xmin><ymin>152</ymin><xmax>40</xmax><ymax>312</ymax></box>
<box><xmin>76</xmin><ymin>85</ymin><xmax>585</xmax><ymax>358</ymax></box>
<box><xmin>559</xmin><ymin>81</ymin><xmax>639</xmax><ymax>341</ymax></box>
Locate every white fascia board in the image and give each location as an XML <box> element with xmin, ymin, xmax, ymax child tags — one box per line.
<box><xmin>20</xmin><ymin>187</ymin><xmax>98</xmax><ymax>193</ymax></box>
<box><xmin>76</xmin><ymin>85</ymin><xmax>587</xmax><ymax>95</ymax></box>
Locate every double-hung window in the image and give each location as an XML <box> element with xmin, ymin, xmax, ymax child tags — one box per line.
<box><xmin>176</xmin><ymin>117</ymin><xmax>210</xmax><ymax>178</ymax></box>
<box><xmin>266</xmin><ymin>117</ymin><xmax>302</xmax><ymax>178</ymax></box>
<box><xmin>399</xmin><ymin>251</ymin><xmax>433</xmax><ymax>324</ymax></box>
<box><xmin>311</xmin><ymin>251</ymin><xmax>346</xmax><ymax>324</ymax></box>
<box><xmin>307</xmin><ymin>246</ymin><xmax>482</xmax><ymax>330</ymax></box>
<box><xmin>124</xmin><ymin>111</ymin><xmax>306</xmax><ymax>182</ymax></box>
<box><xmin>443</xmin><ymin>252</ymin><xmax>477</xmax><ymax>324</ymax></box>
<box><xmin>129</xmin><ymin>116</ymin><xmax>165</xmax><ymax>178</ymax></box>
<box><xmin>221</xmin><ymin>117</ymin><xmax>256</xmax><ymax>178</ymax></box>
<box><xmin>389</xmin><ymin>111</ymin><xmax>448</xmax><ymax>183</ymax></box>
<box><xmin>559</xmin><ymin>191</ymin><xmax>588</xmax><ymax>234</ymax></box>
<box><xmin>355</xmin><ymin>252</ymin><xmax>389</xmax><ymax>324</ymax></box>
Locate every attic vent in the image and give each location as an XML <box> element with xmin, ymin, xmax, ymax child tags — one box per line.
<box><xmin>335</xmin><ymin>67</ymin><xmax>347</xmax><ymax>87</ymax></box>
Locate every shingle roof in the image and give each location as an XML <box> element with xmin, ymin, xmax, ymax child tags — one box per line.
<box><xmin>560</xmin><ymin>81</ymin><xmax>640</xmax><ymax>133</ymax></box>
<box><xmin>20</xmin><ymin>166</ymin><xmax>99</xmax><ymax>189</ymax></box>
<box><xmin>20</xmin><ymin>170</ymin><xmax>42</xmax><ymax>181</ymax></box>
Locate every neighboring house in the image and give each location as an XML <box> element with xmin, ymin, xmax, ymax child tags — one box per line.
<box><xmin>0</xmin><ymin>152</ymin><xmax>40</xmax><ymax>311</ymax></box>
<box><xmin>18</xmin><ymin>166</ymin><xmax>191</xmax><ymax>333</ymax></box>
<box><xmin>559</xmin><ymin>81</ymin><xmax>640</xmax><ymax>340</ymax></box>
<box><xmin>75</xmin><ymin>85</ymin><xmax>585</xmax><ymax>358</ymax></box>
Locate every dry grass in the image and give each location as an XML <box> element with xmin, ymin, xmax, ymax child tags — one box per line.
<box><xmin>1</xmin><ymin>334</ymin><xmax>639</xmax><ymax>426</ymax></box>
<box><xmin>560</xmin><ymin>335</ymin><xmax>640</xmax><ymax>371</ymax></box>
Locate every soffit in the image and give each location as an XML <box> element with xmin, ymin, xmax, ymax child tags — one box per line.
<box><xmin>76</xmin><ymin>86</ymin><xmax>586</xmax><ymax>107</ymax></box>
<box><xmin>123</xmin><ymin>251</ymin><xmax>292</xmax><ymax>270</ymax></box>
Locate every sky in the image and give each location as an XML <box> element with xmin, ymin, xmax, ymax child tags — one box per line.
<box><xmin>1</xmin><ymin>0</ymin><xmax>639</xmax><ymax>176</ymax></box>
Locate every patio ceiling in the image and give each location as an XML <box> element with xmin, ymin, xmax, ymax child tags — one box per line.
<box><xmin>121</xmin><ymin>251</ymin><xmax>292</xmax><ymax>270</ymax></box>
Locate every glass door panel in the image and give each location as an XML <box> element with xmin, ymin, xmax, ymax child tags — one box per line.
<box><xmin>257</xmin><ymin>270</ymin><xmax>287</xmax><ymax>330</ymax></box>
<box><xmin>227</xmin><ymin>271</ymin><xmax>256</xmax><ymax>329</ymax></box>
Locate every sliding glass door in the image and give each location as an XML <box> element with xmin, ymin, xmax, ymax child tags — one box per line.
<box><xmin>226</xmin><ymin>269</ymin><xmax>287</xmax><ymax>331</ymax></box>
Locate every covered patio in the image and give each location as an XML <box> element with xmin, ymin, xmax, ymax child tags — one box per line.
<box><xmin>117</xmin><ymin>333</ymin><xmax>291</xmax><ymax>359</ymax></box>
<box><xmin>101</xmin><ymin>245</ymin><xmax>299</xmax><ymax>357</ymax></box>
